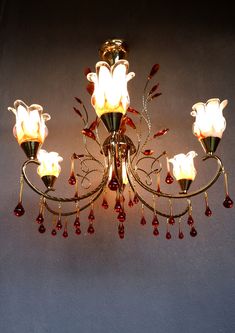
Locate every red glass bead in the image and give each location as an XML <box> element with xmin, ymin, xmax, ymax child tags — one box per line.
<box><xmin>128</xmin><ymin>199</ymin><xmax>134</xmax><ymax>207</ymax></box>
<box><xmin>119</xmin><ymin>232</ymin><xmax>125</xmax><ymax>239</ymax></box>
<box><xmin>102</xmin><ymin>198</ymin><xmax>109</xmax><ymax>209</ymax></box>
<box><xmin>152</xmin><ymin>215</ymin><xmax>159</xmax><ymax>226</ymax></box>
<box><xmin>166</xmin><ymin>231</ymin><xmax>171</xmax><ymax>239</ymax></box>
<box><xmin>88</xmin><ymin>209</ymin><xmax>95</xmax><ymax>221</ymax></box>
<box><xmin>190</xmin><ymin>226</ymin><xmax>197</xmax><ymax>237</ymax></box>
<box><xmin>74</xmin><ymin>216</ymin><xmax>80</xmax><ymax>228</ymax></box>
<box><xmin>75</xmin><ymin>227</ymin><xmax>81</xmax><ymax>235</ymax></box>
<box><xmin>187</xmin><ymin>215</ymin><xmax>194</xmax><ymax>226</ymax></box>
<box><xmin>108</xmin><ymin>173</ymin><xmax>119</xmax><ymax>191</ymax></box>
<box><xmin>68</xmin><ymin>173</ymin><xmax>76</xmax><ymax>185</ymax></box>
<box><xmin>36</xmin><ymin>213</ymin><xmax>44</xmax><ymax>224</ymax></box>
<box><xmin>178</xmin><ymin>231</ymin><xmax>184</xmax><ymax>239</ymax></box>
<box><xmin>118</xmin><ymin>224</ymin><xmax>125</xmax><ymax>233</ymax></box>
<box><xmin>14</xmin><ymin>202</ymin><xmax>25</xmax><ymax>217</ymax></box>
<box><xmin>38</xmin><ymin>224</ymin><xmax>46</xmax><ymax>233</ymax></box>
<box><xmin>153</xmin><ymin>227</ymin><xmax>159</xmax><ymax>236</ymax></box>
<box><xmin>117</xmin><ymin>211</ymin><xmax>126</xmax><ymax>222</ymax></box>
<box><xmin>56</xmin><ymin>219</ymin><xmax>63</xmax><ymax>230</ymax></box>
<box><xmin>205</xmin><ymin>206</ymin><xmax>212</xmax><ymax>217</ymax></box>
<box><xmin>114</xmin><ymin>200</ymin><xmax>122</xmax><ymax>212</ymax></box>
<box><xmin>223</xmin><ymin>195</ymin><xmax>233</xmax><ymax>208</ymax></box>
<box><xmin>63</xmin><ymin>230</ymin><xmax>68</xmax><ymax>238</ymax></box>
<box><xmin>133</xmin><ymin>193</ymin><xmax>139</xmax><ymax>204</ymax></box>
<box><xmin>140</xmin><ymin>216</ymin><xmax>147</xmax><ymax>225</ymax></box>
<box><xmin>87</xmin><ymin>224</ymin><xmax>95</xmax><ymax>234</ymax></box>
<box><xmin>168</xmin><ymin>216</ymin><xmax>175</xmax><ymax>225</ymax></box>
<box><xmin>51</xmin><ymin>229</ymin><xmax>57</xmax><ymax>236</ymax></box>
<box><xmin>165</xmin><ymin>172</ymin><xmax>174</xmax><ymax>184</ymax></box>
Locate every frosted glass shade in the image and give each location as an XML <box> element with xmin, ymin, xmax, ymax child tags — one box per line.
<box><xmin>169</xmin><ymin>151</ymin><xmax>197</xmax><ymax>181</ymax></box>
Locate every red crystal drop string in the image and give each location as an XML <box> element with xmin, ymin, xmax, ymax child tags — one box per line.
<box><xmin>140</xmin><ymin>204</ymin><xmax>147</xmax><ymax>225</ymax></box>
<box><xmin>62</xmin><ymin>219</ymin><xmax>68</xmax><ymax>238</ymax></box>
<box><xmin>51</xmin><ymin>215</ymin><xmax>57</xmax><ymax>236</ymax></box>
<box><xmin>204</xmin><ymin>192</ymin><xmax>212</xmax><ymax>217</ymax></box>
<box><xmin>152</xmin><ymin>195</ymin><xmax>159</xmax><ymax>236</ymax></box>
<box><xmin>168</xmin><ymin>199</ymin><xmax>175</xmax><ymax>225</ymax></box>
<box><xmin>74</xmin><ymin>203</ymin><xmax>81</xmax><ymax>235</ymax></box>
<box><xmin>87</xmin><ymin>203</ymin><xmax>95</xmax><ymax>234</ymax></box>
<box><xmin>36</xmin><ymin>196</ymin><xmax>45</xmax><ymax>224</ymax></box>
<box><xmin>165</xmin><ymin>155</ymin><xmax>174</xmax><ymax>185</ymax></box>
<box><xmin>178</xmin><ymin>218</ymin><xmax>184</xmax><ymax>239</ymax></box>
<box><xmin>68</xmin><ymin>157</ymin><xmax>76</xmax><ymax>185</ymax></box>
<box><xmin>14</xmin><ymin>175</ymin><xmax>25</xmax><ymax>217</ymax></box>
<box><xmin>187</xmin><ymin>200</ymin><xmax>194</xmax><ymax>226</ymax></box>
<box><xmin>56</xmin><ymin>203</ymin><xmax>63</xmax><ymax>230</ymax></box>
<box><xmin>165</xmin><ymin>220</ymin><xmax>171</xmax><ymax>240</ymax></box>
<box><xmin>223</xmin><ymin>172</ymin><xmax>233</xmax><ymax>208</ymax></box>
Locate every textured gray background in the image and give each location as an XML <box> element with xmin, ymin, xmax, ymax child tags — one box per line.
<box><xmin>0</xmin><ymin>1</ymin><xmax>235</xmax><ymax>332</ymax></box>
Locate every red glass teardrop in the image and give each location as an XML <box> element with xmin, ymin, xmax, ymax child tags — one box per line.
<box><xmin>165</xmin><ymin>172</ymin><xmax>174</xmax><ymax>184</ymax></box>
<box><xmin>142</xmin><ymin>149</ymin><xmax>154</xmax><ymax>156</ymax></box>
<box><xmin>223</xmin><ymin>195</ymin><xmax>233</xmax><ymax>208</ymax></box>
<box><xmin>152</xmin><ymin>215</ymin><xmax>159</xmax><ymax>226</ymax></box>
<box><xmin>119</xmin><ymin>231</ymin><xmax>125</xmax><ymax>239</ymax></box>
<box><xmin>205</xmin><ymin>206</ymin><xmax>212</xmax><ymax>217</ymax></box>
<box><xmin>102</xmin><ymin>198</ymin><xmax>109</xmax><ymax>209</ymax></box>
<box><xmin>187</xmin><ymin>215</ymin><xmax>194</xmax><ymax>226</ymax></box>
<box><xmin>153</xmin><ymin>227</ymin><xmax>159</xmax><ymax>236</ymax></box>
<box><xmin>168</xmin><ymin>216</ymin><xmax>175</xmax><ymax>225</ymax></box>
<box><xmin>117</xmin><ymin>211</ymin><xmax>126</xmax><ymax>222</ymax></box>
<box><xmin>75</xmin><ymin>227</ymin><xmax>81</xmax><ymax>235</ymax></box>
<box><xmin>140</xmin><ymin>216</ymin><xmax>147</xmax><ymax>225</ymax></box>
<box><xmin>108</xmin><ymin>174</ymin><xmax>119</xmax><ymax>191</ymax></box>
<box><xmin>68</xmin><ymin>173</ymin><xmax>76</xmax><ymax>185</ymax></box>
<box><xmin>128</xmin><ymin>199</ymin><xmax>134</xmax><ymax>207</ymax></box>
<box><xmin>36</xmin><ymin>213</ymin><xmax>44</xmax><ymax>224</ymax></box>
<box><xmin>133</xmin><ymin>193</ymin><xmax>139</xmax><ymax>204</ymax></box>
<box><xmin>166</xmin><ymin>231</ymin><xmax>171</xmax><ymax>240</ymax></box>
<box><xmin>190</xmin><ymin>226</ymin><xmax>197</xmax><ymax>237</ymax></box>
<box><xmin>178</xmin><ymin>231</ymin><xmax>184</xmax><ymax>239</ymax></box>
<box><xmin>51</xmin><ymin>229</ymin><xmax>57</xmax><ymax>236</ymax></box>
<box><xmin>14</xmin><ymin>202</ymin><xmax>25</xmax><ymax>217</ymax></box>
<box><xmin>114</xmin><ymin>200</ymin><xmax>122</xmax><ymax>212</ymax></box>
<box><xmin>63</xmin><ymin>230</ymin><xmax>68</xmax><ymax>238</ymax></box>
<box><xmin>88</xmin><ymin>209</ymin><xmax>95</xmax><ymax>221</ymax></box>
<box><xmin>87</xmin><ymin>224</ymin><xmax>95</xmax><ymax>234</ymax></box>
<box><xmin>56</xmin><ymin>219</ymin><xmax>63</xmax><ymax>230</ymax></box>
<box><xmin>118</xmin><ymin>223</ymin><xmax>125</xmax><ymax>233</ymax></box>
<box><xmin>74</xmin><ymin>216</ymin><xmax>80</xmax><ymax>228</ymax></box>
<box><xmin>38</xmin><ymin>224</ymin><xmax>46</xmax><ymax>233</ymax></box>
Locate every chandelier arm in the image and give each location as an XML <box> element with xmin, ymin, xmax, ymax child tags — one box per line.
<box><xmin>44</xmin><ymin>188</ymin><xmax>104</xmax><ymax>217</ymax></box>
<box><xmin>77</xmin><ymin>168</ymin><xmax>104</xmax><ymax>190</ymax></box>
<box><xmin>21</xmin><ymin>159</ymin><xmax>109</xmax><ymax>202</ymax></box>
<box><xmin>82</xmin><ymin>135</ymin><xmax>105</xmax><ymax>168</ymax></box>
<box><xmin>127</xmin><ymin>173</ymin><xmax>189</xmax><ymax>218</ymax></box>
<box><xmin>128</xmin><ymin>155</ymin><xmax>224</xmax><ymax>199</ymax></box>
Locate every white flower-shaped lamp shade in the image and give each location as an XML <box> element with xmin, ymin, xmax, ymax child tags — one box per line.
<box><xmin>191</xmin><ymin>98</ymin><xmax>227</xmax><ymax>153</ymax></box>
<box><xmin>37</xmin><ymin>150</ymin><xmax>63</xmax><ymax>178</ymax></box>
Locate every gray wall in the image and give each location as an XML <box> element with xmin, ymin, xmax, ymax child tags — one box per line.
<box><xmin>0</xmin><ymin>1</ymin><xmax>235</xmax><ymax>332</ymax></box>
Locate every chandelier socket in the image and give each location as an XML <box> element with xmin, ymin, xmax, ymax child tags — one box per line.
<box><xmin>100</xmin><ymin>112</ymin><xmax>123</xmax><ymax>133</ymax></box>
<box><xmin>178</xmin><ymin>179</ymin><xmax>193</xmax><ymax>194</ymax></box>
<box><xmin>21</xmin><ymin>141</ymin><xmax>41</xmax><ymax>160</ymax></box>
<box><xmin>99</xmin><ymin>39</ymin><xmax>128</xmax><ymax>66</ymax></box>
<box><xmin>200</xmin><ymin>137</ymin><xmax>221</xmax><ymax>155</ymax></box>
<box><xmin>41</xmin><ymin>175</ymin><xmax>57</xmax><ymax>189</ymax></box>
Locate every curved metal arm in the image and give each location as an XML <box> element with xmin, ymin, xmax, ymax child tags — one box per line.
<box><xmin>22</xmin><ymin>159</ymin><xmax>109</xmax><ymax>202</ymax></box>
<box><xmin>128</xmin><ymin>154</ymin><xmax>224</xmax><ymax>199</ymax></box>
<box><xmin>127</xmin><ymin>174</ymin><xmax>189</xmax><ymax>218</ymax></box>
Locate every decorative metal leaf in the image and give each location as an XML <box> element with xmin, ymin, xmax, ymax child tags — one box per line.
<box><xmin>84</xmin><ymin>67</ymin><xmax>92</xmax><ymax>76</ymax></box>
<box><xmin>148</xmin><ymin>64</ymin><xmax>160</xmax><ymax>80</ymax></box>
<box><xmin>148</xmin><ymin>83</ymin><xmax>159</xmax><ymax>96</ymax></box>
<box><xmin>125</xmin><ymin>116</ymin><xmax>136</xmax><ymax>129</ymax></box>
<box><xmin>151</xmin><ymin>92</ymin><xmax>162</xmax><ymax>100</ymax></box>
<box><xmin>73</xmin><ymin>107</ymin><xmax>82</xmax><ymax>118</ymax></box>
<box><xmin>89</xmin><ymin>117</ymin><xmax>100</xmax><ymax>131</ymax></box>
<box><xmin>86</xmin><ymin>82</ymin><xmax>94</xmax><ymax>96</ymax></box>
<box><xmin>127</xmin><ymin>107</ymin><xmax>140</xmax><ymax>115</ymax></box>
<box><xmin>82</xmin><ymin>128</ymin><xmax>96</xmax><ymax>141</ymax></box>
<box><xmin>75</xmin><ymin>97</ymin><xmax>82</xmax><ymax>104</ymax></box>
<box><xmin>142</xmin><ymin>149</ymin><xmax>154</xmax><ymax>156</ymax></box>
<box><xmin>153</xmin><ymin>128</ymin><xmax>169</xmax><ymax>138</ymax></box>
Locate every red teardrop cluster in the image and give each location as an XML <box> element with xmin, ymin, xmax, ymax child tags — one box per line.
<box><xmin>88</xmin><ymin>209</ymin><xmax>95</xmax><ymax>221</ymax></box>
<box><xmin>14</xmin><ymin>202</ymin><xmax>25</xmax><ymax>217</ymax></box>
<box><xmin>114</xmin><ymin>200</ymin><xmax>122</xmax><ymax>212</ymax></box>
<box><xmin>223</xmin><ymin>195</ymin><xmax>233</xmax><ymax>208</ymax></box>
<box><xmin>128</xmin><ymin>199</ymin><xmax>134</xmax><ymax>207</ymax></box>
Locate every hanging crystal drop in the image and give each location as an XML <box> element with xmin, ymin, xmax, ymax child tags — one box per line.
<box><xmin>133</xmin><ymin>192</ymin><xmax>139</xmax><ymax>204</ymax></box>
<box><xmin>108</xmin><ymin>171</ymin><xmax>119</xmax><ymax>191</ymax></box>
<box><xmin>190</xmin><ymin>226</ymin><xmax>197</xmax><ymax>237</ymax></box>
<box><xmin>168</xmin><ymin>216</ymin><xmax>175</xmax><ymax>225</ymax></box>
<box><xmin>14</xmin><ymin>202</ymin><xmax>25</xmax><ymax>217</ymax></box>
<box><xmin>153</xmin><ymin>227</ymin><xmax>159</xmax><ymax>236</ymax></box>
<box><xmin>223</xmin><ymin>195</ymin><xmax>233</xmax><ymax>208</ymax></box>
<box><xmin>205</xmin><ymin>206</ymin><xmax>212</xmax><ymax>217</ymax></box>
<box><xmin>166</xmin><ymin>231</ymin><xmax>171</xmax><ymax>240</ymax></box>
<box><xmin>114</xmin><ymin>199</ymin><xmax>122</xmax><ymax>212</ymax></box>
<box><xmin>88</xmin><ymin>209</ymin><xmax>95</xmax><ymax>221</ymax></box>
<box><xmin>187</xmin><ymin>215</ymin><xmax>194</xmax><ymax>226</ymax></box>
<box><xmin>75</xmin><ymin>227</ymin><xmax>81</xmax><ymax>235</ymax></box>
<box><xmin>56</xmin><ymin>218</ymin><xmax>63</xmax><ymax>230</ymax></box>
<box><xmin>165</xmin><ymin>172</ymin><xmax>174</xmax><ymax>184</ymax></box>
<box><xmin>51</xmin><ymin>229</ymin><xmax>57</xmax><ymax>236</ymax></box>
<box><xmin>87</xmin><ymin>223</ymin><xmax>95</xmax><ymax>234</ymax></box>
<box><xmin>74</xmin><ymin>216</ymin><xmax>80</xmax><ymax>228</ymax></box>
<box><xmin>63</xmin><ymin>230</ymin><xmax>68</xmax><ymax>238</ymax></box>
<box><xmin>36</xmin><ymin>213</ymin><xmax>44</xmax><ymax>224</ymax></box>
<box><xmin>178</xmin><ymin>231</ymin><xmax>184</xmax><ymax>239</ymax></box>
<box><xmin>38</xmin><ymin>224</ymin><xmax>46</xmax><ymax>233</ymax></box>
<box><xmin>152</xmin><ymin>214</ymin><xmax>159</xmax><ymax>226</ymax></box>
<box><xmin>117</xmin><ymin>211</ymin><xmax>126</xmax><ymax>222</ymax></box>
<box><xmin>102</xmin><ymin>197</ymin><xmax>109</xmax><ymax>209</ymax></box>
<box><xmin>68</xmin><ymin>172</ymin><xmax>76</xmax><ymax>185</ymax></box>
<box><xmin>118</xmin><ymin>223</ymin><xmax>125</xmax><ymax>239</ymax></box>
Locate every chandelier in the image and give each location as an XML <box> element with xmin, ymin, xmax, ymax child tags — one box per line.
<box><xmin>9</xmin><ymin>39</ymin><xmax>233</xmax><ymax>239</ymax></box>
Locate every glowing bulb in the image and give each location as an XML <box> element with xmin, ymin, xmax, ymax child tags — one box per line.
<box><xmin>37</xmin><ymin>149</ymin><xmax>63</xmax><ymax>178</ymax></box>
<box><xmin>169</xmin><ymin>151</ymin><xmax>197</xmax><ymax>181</ymax></box>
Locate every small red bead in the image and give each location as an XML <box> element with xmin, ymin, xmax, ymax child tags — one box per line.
<box><xmin>36</xmin><ymin>213</ymin><xmax>44</xmax><ymax>224</ymax></box>
<box><xmin>166</xmin><ymin>231</ymin><xmax>171</xmax><ymax>240</ymax></box>
<box><xmin>88</xmin><ymin>209</ymin><xmax>95</xmax><ymax>221</ymax></box>
<box><xmin>114</xmin><ymin>200</ymin><xmax>122</xmax><ymax>212</ymax></box>
<box><xmin>117</xmin><ymin>211</ymin><xmax>126</xmax><ymax>222</ymax></box>
<box><xmin>56</xmin><ymin>219</ymin><xmax>63</xmax><ymax>230</ymax></box>
<box><xmin>102</xmin><ymin>198</ymin><xmax>109</xmax><ymax>209</ymax></box>
<box><xmin>63</xmin><ymin>230</ymin><xmax>68</xmax><ymax>238</ymax></box>
<box><xmin>87</xmin><ymin>224</ymin><xmax>95</xmax><ymax>234</ymax></box>
<box><xmin>178</xmin><ymin>231</ymin><xmax>184</xmax><ymax>239</ymax></box>
<box><xmin>187</xmin><ymin>215</ymin><xmax>194</xmax><ymax>226</ymax></box>
<box><xmin>74</xmin><ymin>217</ymin><xmax>80</xmax><ymax>228</ymax></box>
<box><xmin>168</xmin><ymin>216</ymin><xmax>175</xmax><ymax>225</ymax></box>
<box><xmin>38</xmin><ymin>224</ymin><xmax>46</xmax><ymax>234</ymax></box>
<box><xmin>190</xmin><ymin>227</ymin><xmax>197</xmax><ymax>237</ymax></box>
<box><xmin>51</xmin><ymin>229</ymin><xmax>57</xmax><ymax>236</ymax></box>
<box><xmin>68</xmin><ymin>174</ymin><xmax>76</xmax><ymax>185</ymax></box>
<box><xmin>223</xmin><ymin>195</ymin><xmax>233</xmax><ymax>208</ymax></box>
<box><xmin>128</xmin><ymin>199</ymin><xmax>134</xmax><ymax>207</ymax></box>
<box><xmin>205</xmin><ymin>206</ymin><xmax>212</xmax><ymax>217</ymax></box>
<box><xmin>140</xmin><ymin>216</ymin><xmax>147</xmax><ymax>225</ymax></box>
<box><xmin>75</xmin><ymin>227</ymin><xmax>81</xmax><ymax>235</ymax></box>
<box><xmin>165</xmin><ymin>172</ymin><xmax>174</xmax><ymax>184</ymax></box>
<box><xmin>152</xmin><ymin>215</ymin><xmax>159</xmax><ymax>226</ymax></box>
<box><xmin>153</xmin><ymin>227</ymin><xmax>159</xmax><ymax>236</ymax></box>
<box><xmin>133</xmin><ymin>193</ymin><xmax>139</xmax><ymax>204</ymax></box>
<box><xmin>14</xmin><ymin>202</ymin><xmax>25</xmax><ymax>217</ymax></box>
